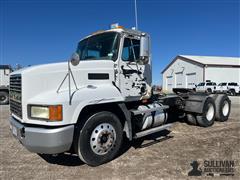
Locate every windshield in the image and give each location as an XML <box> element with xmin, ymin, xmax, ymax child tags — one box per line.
<box><xmin>198</xmin><ymin>82</ymin><xmax>205</xmax><ymax>86</ymax></box>
<box><xmin>228</xmin><ymin>82</ymin><xmax>238</xmax><ymax>86</ymax></box>
<box><xmin>218</xmin><ymin>83</ymin><xmax>227</xmax><ymax>86</ymax></box>
<box><xmin>76</xmin><ymin>32</ymin><xmax>120</xmax><ymax>61</ymax></box>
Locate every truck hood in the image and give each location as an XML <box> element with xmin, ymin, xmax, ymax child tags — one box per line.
<box><xmin>11</xmin><ymin>62</ymin><xmax>68</xmax><ymax>76</ymax></box>
<box><xmin>12</xmin><ymin>61</ymin><xmax>71</xmax><ymax>99</ymax></box>
<box><xmin>10</xmin><ymin>60</ymin><xmax>115</xmax><ymax>122</ymax></box>
<box><xmin>12</xmin><ymin>60</ymin><xmax>115</xmax><ymax>93</ymax></box>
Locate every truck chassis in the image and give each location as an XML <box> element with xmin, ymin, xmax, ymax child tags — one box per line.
<box><xmin>9</xmin><ymin>87</ymin><xmax>231</xmax><ymax>166</ymax></box>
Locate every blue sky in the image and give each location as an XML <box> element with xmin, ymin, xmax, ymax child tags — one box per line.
<box><xmin>1</xmin><ymin>0</ymin><xmax>239</xmax><ymax>85</ymax></box>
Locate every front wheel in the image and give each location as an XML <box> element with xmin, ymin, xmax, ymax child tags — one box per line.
<box><xmin>75</xmin><ymin>111</ymin><xmax>123</xmax><ymax>166</ymax></box>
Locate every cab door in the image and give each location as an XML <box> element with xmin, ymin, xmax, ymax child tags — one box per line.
<box><xmin>118</xmin><ymin>36</ymin><xmax>149</xmax><ymax>100</ymax></box>
<box><xmin>218</xmin><ymin>83</ymin><xmax>224</xmax><ymax>92</ymax></box>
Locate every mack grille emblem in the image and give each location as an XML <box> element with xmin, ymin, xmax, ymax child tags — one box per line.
<box><xmin>10</xmin><ymin>91</ymin><xmax>21</xmax><ymax>102</ymax></box>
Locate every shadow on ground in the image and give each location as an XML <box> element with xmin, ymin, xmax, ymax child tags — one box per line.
<box><xmin>38</xmin><ymin>116</ymin><xmax>185</xmax><ymax>166</ymax></box>
<box><xmin>38</xmin><ymin>128</ymin><xmax>174</xmax><ymax>167</ymax></box>
<box><xmin>38</xmin><ymin>153</ymin><xmax>85</xmax><ymax>166</ymax></box>
<box><xmin>38</xmin><ymin>113</ymin><xmax>186</xmax><ymax>167</ymax></box>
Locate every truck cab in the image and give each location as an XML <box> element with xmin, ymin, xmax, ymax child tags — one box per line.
<box><xmin>9</xmin><ymin>25</ymin><xmax>231</xmax><ymax>166</ymax></box>
<box><xmin>215</xmin><ymin>82</ymin><xmax>239</xmax><ymax>96</ymax></box>
<box><xmin>227</xmin><ymin>82</ymin><xmax>240</xmax><ymax>96</ymax></box>
<box><xmin>216</xmin><ymin>82</ymin><xmax>228</xmax><ymax>93</ymax></box>
<box><xmin>196</xmin><ymin>81</ymin><xmax>216</xmax><ymax>93</ymax></box>
<box><xmin>0</xmin><ymin>65</ymin><xmax>12</xmax><ymax>105</ymax></box>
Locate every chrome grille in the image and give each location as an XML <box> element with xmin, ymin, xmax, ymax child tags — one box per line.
<box><xmin>10</xmin><ymin>74</ymin><xmax>22</xmax><ymax>118</ymax></box>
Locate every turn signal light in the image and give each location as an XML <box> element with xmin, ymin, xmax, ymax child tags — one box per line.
<box><xmin>49</xmin><ymin>105</ymin><xmax>63</xmax><ymax>121</ymax></box>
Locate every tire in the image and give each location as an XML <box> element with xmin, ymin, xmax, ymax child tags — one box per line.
<box><xmin>215</xmin><ymin>94</ymin><xmax>231</xmax><ymax>122</ymax></box>
<box><xmin>207</xmin><ymin>88</ymin><xmax>212</xmax><ymax>93</ymax></box>
<box><xmin>0</xmin><ymin>91</ymin><xmax>9</xmax><ymax>105</ymax></box>
<box><xmin>196</xmin><ymin>97</ymin><xmax>216</xmax><ymax>127</ymax></box>
<box><xmin>75</xmin><ymin>111</ymin><xmax>123</xmax><ymax>166</ymax></box>
<box><xmin>186</xmin><ymin>114</ymin><xmax>197</xmax><ymax>125</ymax></box>
<box><xmin>231</xmin><ymin>90</ymin><xmax>236</xmax><ymax>96</ymax></box>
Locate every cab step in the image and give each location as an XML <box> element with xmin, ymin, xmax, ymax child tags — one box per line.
<box><xmin>133</xmin><ymin>123</ymin><xmax>172</xmax><ymax>139</ymax></box>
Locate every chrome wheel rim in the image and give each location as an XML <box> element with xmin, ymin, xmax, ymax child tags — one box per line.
<box><xmin>206</xmin><ymin>104</ymin><xmax>214</xmax><ymax>121</ymax></box>
<box><xmin>90</xmin><ymin>123</ymin><xmax>116</xmax><ymax>155</ymax></box>
<box><xmin>222</xmin><ymin>100</ymin><xmax>229</xmax><ymax>116</ymax></box>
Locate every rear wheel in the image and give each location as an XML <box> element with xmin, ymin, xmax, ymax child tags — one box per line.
<box><xmin>0</xmin><ymin>91</ymin><xmax>9</xmax><ymax>105</ymax></box>
<box><xmin>196</xmin><ymin>97</ymin><xmax>216</xmax><ymax>127</ymax></box>
<box><xmin>186</xmin><ymin>114</ymin><xmax>197</xmax><ymax>125</ymax></box>
<box><xmin>75</xmin><ymin>111</ymin><xmax>123</xmax><ymax>166</ymax></box>
<box><xmin>215</xmin><ymin>94</ymin><xmax>231</xmax><ymax>122</ymax></box>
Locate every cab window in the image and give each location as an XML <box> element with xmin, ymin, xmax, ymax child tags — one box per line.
<box><xmin>219</xmin><ymin>83</ymin><xmax>227</xmax><ymax>86</ymax></box>
<box><xmin>4</xmin><ymin>69</ymin><xmax>10</xmax><ymax>76</ymax></box>
<box><xmin>198</xmin><ymin>83</ymin><xmax>205</xmax><ymax>86</ymax></box>
<box><xmin>122</xmin><ymin>38</ymin><xmax>140</xmax><ymax>61</ymax></box>
<box><xmin>228</xmin><ymin>82</ymin><xmax>238</xmax><ymax>86</ymax></box>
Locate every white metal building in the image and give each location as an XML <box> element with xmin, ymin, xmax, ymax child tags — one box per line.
<box><xmin>162</xmin><ymin>55</ymin><xmax>240</xmax><ymax>92</ymax></box>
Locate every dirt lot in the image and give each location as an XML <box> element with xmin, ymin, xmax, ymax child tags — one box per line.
<box><xmin>0</xmin><ymin>97</ymin><xmax>239</xmax><ymax>180</ymax></box>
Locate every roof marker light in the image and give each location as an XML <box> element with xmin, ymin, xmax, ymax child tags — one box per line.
<box><xmin>110</xmin><ymin>23</ymin><xmax>119</xmax><ymax>29</ymax></box>
<box><xmin>110</xmin><ymin>23</ymin><xmax>124</xmax><ymax>29</ymax></box>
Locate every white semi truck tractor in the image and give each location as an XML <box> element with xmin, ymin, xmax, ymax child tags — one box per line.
<box><xmin>0</xmin><ymin>65</ymin><xmax>12</xmax><ymax>105</ymax></box>
<box><xmin>9</xmin><ymin>26</ymin><xmax>231</xmax><ymax>166</ymax></box>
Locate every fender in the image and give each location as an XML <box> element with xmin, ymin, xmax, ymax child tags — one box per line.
<box><xmin>25</xmin><ymin>84</ymin><xmax>124</xmax><ymax>126</ymax></box>
<box><xmin>184</xmin><ymin>94</ymin><xmax>209</xmax><ymax>114</ymax></box>
<box><xmin>71</xmin><ymin>84</ymin><xmax>124</xmax><ymax>124</ymax></box>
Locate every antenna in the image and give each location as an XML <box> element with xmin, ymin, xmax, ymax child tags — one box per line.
<box><xmin>134</xmin><ymin>0</ymin><xmax>138</xmax><ymax>29</ymax></box>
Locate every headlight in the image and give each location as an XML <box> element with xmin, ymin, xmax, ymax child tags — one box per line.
<box><xmin>31</xmin><ymin>106</ymin><xmax>49</xmax><ymax>119</ymax></box>
<box><xmin>29</xmin><ymin>105</ymin><xmax>63</xmax><ymax>121</ymax></box>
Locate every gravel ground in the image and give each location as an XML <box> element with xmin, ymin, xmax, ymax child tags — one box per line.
<box><xmin>0</xmin><ymin>97</ymin><xmax>239</xmax><ymax>180</ymax></box>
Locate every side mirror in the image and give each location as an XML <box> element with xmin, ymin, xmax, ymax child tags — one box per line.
<box><xmin>139</xmin><ymin>34</ymin><xmax>150</xmax><ymax>64</ymax></box>
<box><xmin>70</xmin><ymin>53</ymin><xmax>80</xmax><ymax>66</ymax></box>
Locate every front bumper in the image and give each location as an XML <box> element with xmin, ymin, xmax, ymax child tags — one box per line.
<box><xmin>9</xmin><ymin>116</ymin><xmax>74</xmax><ymax>154</ymax></box>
